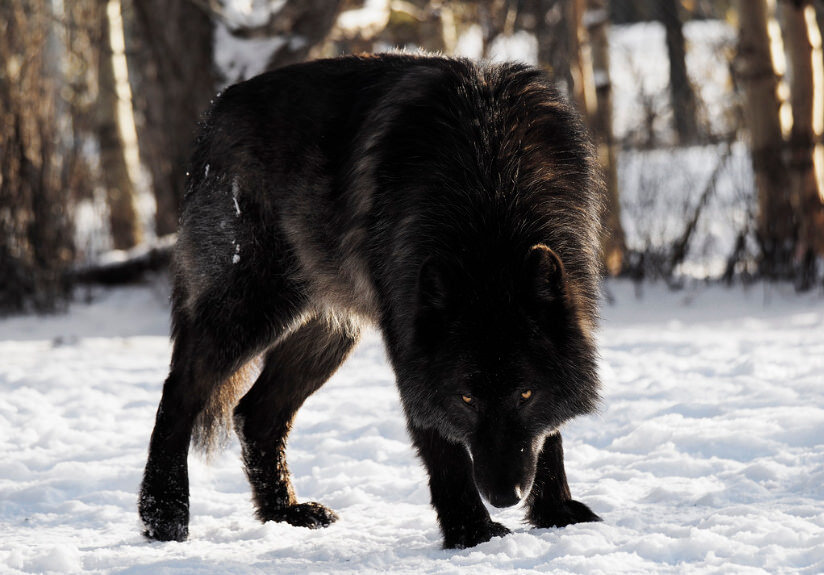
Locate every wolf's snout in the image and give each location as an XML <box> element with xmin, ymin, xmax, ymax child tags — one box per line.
<box><xmin>485</xmin><ymin>485</ymin><xmax>523</xmax><ymax>508</ymax></box>
<box><xmin>471</xmin><ymin>436</ymin><xmax>537</xmax><ymax>509</ymax></box>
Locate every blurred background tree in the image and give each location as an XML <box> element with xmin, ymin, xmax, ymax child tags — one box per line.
<box><xmin>126</xmin><ymin>0</ymin><xmax>216</xmax><ymax>238</ymax></box>
<box><xmin>1</xmin><ymin>0</ymin><xmax>76</xmax><ymax>312</ymax></box>
<box><xmin>98</xmin><ymin>0</ymin><xmax>142</xmax><ymax>250</ymax></box>
<box><xmin>1</xmin><ymin>0</ymin><xmax>823</xmax><ymax>314</ymax></box>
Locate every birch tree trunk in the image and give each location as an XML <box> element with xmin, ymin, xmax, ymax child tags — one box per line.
<box><xmin>584</xmin><ymin>0</ymin><xmax>626</xmax><ymax>275</ymax></box>
<box><xmin>735</xmin><ymin>0</ymin><xmax>796</xmax><ymax>277</ymax></box>
<box><xmin>779</xmin><ymin>0</ymin><xmax>824</xmax><ymax>286</ymax></box>
<box><xmin>97</xmin><ymin>0</ymin><xmax>141</xmax><ymax>249</ymax></box>
<box><xmin>568</xmin><ymin>0</ymin><xmax>596</xmax><ymax>117</ymax></box>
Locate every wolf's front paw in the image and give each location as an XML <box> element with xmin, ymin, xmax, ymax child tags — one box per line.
<box><xmin>528</xmin><ymin>499</ymin><xmax>601</xmax><ymax>529</ymax></box>
<box><xmin>261</xmin><ymin>501</ymin><xmax>339</xmax><ymax>529</ymax></box>
<box><xmin>139</xmin><ymin>493</ymin><xmax>189</xmax><ymax>542</ymax></box>
<box><xmin>442</xmin><ymin>519</ymin><xmax>511</xmax><ymax>549</ymax></box>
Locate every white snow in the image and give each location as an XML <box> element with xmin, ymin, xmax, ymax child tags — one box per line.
<box><xmin>336</xmin><ymin>0</ymin><xmax>390</xmax><ymax>37</ymax></box>
<box><xmin>618</xmin><ymin>141</ymin><xmax>756</xmax><ymax>278</ymax></box>
<box><xmin>214</xmin><ymin>21</ymin><xmax>287</xmax><ymax>85</ymax></box>
<box><xmin>231</xmin><ymin>178</ymin><xmax>241</xmax><ymax>217</ymax></box>
<box><xmin>221</xmin><ymin>0</ymin><xmax>287</xmax><ymax>31</ymax></box>
<box><xmin>1</xmin><ymin>279</ymin><xmax>822</xmax><ymax>574</ymax></box>
<box><xmin>606</xmin><ymin>21</ymin><xmax>754</xmax><ymax>280</ymax></box>
<box><xmin>454</xmin><ymin>24</ymin><xmax>484</xmax><ymax>60</ymax></box>
<box><xmin>488</xmin><ymin>31</ymin><xmax>539</xmax><ymax>66</ymax></box>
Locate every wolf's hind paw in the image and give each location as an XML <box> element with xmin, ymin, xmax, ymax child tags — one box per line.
<box><xmin>139</xmin><ymin>495</ymin><xmax>189</xmax><ymax>542</ymax></box>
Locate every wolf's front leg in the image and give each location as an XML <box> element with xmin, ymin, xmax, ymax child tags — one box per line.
<box><xmin>525</xmin><ymin>431</ymin><xmax>600</xmax><ymax>529</ymax></box>
<box><xmin>409</xmin><ymin>425</ymin><xmax>510</xmax><ymax>549</ymax></box>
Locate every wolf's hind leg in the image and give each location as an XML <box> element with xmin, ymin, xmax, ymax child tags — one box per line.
<box><xmin>139</xmin><ymin>277</ymin><xmax>303</xmax><ymax>541</ymax></box>
<box><xmin>138</xmin><ymin>327</ymin><xmax>205</xmax><ymax>542</ymax></box>
<box><xmin>233</xmin><ymin>315</ymin><xmax>360</xmax><ymax>529</ymax></box>
<box><xmin>525</xmin><ymin>431</ymin><xmax>601</xmax><ymax>529</ymax></box>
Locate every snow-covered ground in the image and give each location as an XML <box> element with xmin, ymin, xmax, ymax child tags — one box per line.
<box><xmin>1</xmin><ymin>279</ymin><xmax>822</xmax><ymax>574</ymax></box>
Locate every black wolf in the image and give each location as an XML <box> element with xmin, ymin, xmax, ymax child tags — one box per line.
<box><xmin>139</xmin><ymin>53</ymin><xmax>603</xmax><ymax>550</ymax></box>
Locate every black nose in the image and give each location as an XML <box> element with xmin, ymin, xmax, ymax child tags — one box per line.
<box><xmin>486</xmin><ymin>485</ymin><xmax>523</xmax><ymax>508</ymax></box>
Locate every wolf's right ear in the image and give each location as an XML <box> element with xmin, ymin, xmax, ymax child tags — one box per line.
<box><xmin>525</xmin><ymin>244</ymin><xmax>566</xmax><ymax>306</ymax></box>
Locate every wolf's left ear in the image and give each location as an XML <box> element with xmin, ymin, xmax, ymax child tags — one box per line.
<box><xmin>525</xmin><ymin>244</ymin><xmax>566</xmax><ymax>305</ymax></box>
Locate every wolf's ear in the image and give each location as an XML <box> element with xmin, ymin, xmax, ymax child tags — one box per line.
<box><xmin>525</xmin><ymin>244</ymin><xmax>566</xmax><ymax>305</ymax></box>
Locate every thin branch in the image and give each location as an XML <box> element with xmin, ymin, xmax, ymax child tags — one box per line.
<box><xmin>667</xmin><ymin>142</ymin><xmax>733</xmax><ymax>276</ymax></box>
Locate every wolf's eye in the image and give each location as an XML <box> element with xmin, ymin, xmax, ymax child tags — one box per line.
<box><xmin>520</xmin><ymin>389</ymin><xmax>533</xmax><ymax>402</ymax></box>
<box><xmin>461</xmin><ymin>394</ymin><xmax>473</xmax><ymax>405</ymax></box>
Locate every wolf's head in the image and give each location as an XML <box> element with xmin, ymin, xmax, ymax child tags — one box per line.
<box><xmin>404</xmin><ymin>244</ymin><xmax>600</xmax><ymax>508</ymax></box>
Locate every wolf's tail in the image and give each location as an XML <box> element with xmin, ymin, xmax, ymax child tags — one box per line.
<box><xmin>190</xmin><ymin>359</ymin><xmax>260</xmax><ymax>458</ymax></box>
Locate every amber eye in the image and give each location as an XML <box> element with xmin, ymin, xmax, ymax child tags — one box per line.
<box><xmin>520</xmin><ymin>390</ymin><xmax>533</xmax><ymax>402</ymax></box>
<box><xmin>461</xmin><ymin>394</ymin><xmax>473</xmax><ymax>405</ymax></box>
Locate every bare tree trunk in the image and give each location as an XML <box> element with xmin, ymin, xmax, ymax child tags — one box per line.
<box><xmin>0</xmin><ymin>0</ymin><xmax>75</xmax><ymax>313</ymax></box>
<box><xmin>128</xmin><ymin>0</ymin><xmax>215</xmax><ymax>236</ymax></box>
<box><xmin>266</xmin><ymin>0</ymin><xmax>344</xmax><ymax>69</ymax></box>
<box><xmin>506</xmin><ymin>0</ymin><xmax>572</xmax><ymax>98</ymax></box>
<box><xmin>584</xmin><ymin>0</ymin><xmax>626</xmax><ymax>275</ymax></box>
<box><xmin>735</xmin><ymin>0</ymin><xmax>796</xmax><ymax>277</ymax></box>
<box><xmin>660</xmin><ymin>0</ymin><xmax>699</xmax><ymax>144</ymax></box>
<box><xmin>97</xmin><ymin>0</ymin><xmax>141</xmax><ymax>249</ymax></box>
<box><xmin>538</xmin><ymin>0</ymin><xmax>574</xmax><ymax>97</ymax></box>
<box><xmin>779</xmin><ymin>0</ymin><xmax>824</xmax><ymax>287</ymax></box>
<box><xmin>476</xmin><ymin>0</ymin><xmax>511</xmax><ymax>55</ymax></box>
<box><xmin>63</xmin><ymin>0</ymin><xmax>101</xmax><ymax>207</ymax></box>
<box><xmin>568</xmin><ymin>0</ymin><xmax>597</xmax><ymax>117</ymax></box>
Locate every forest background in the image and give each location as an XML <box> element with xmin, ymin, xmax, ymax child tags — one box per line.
<box><xmin>2</xmin><ymin>0</ymin><xmax>824</xmax><ymax>309</ymax></box>
<box><xmin>2</xmin><ymin>3</ymin><xmax>823</xmax><ymax>573</ymax></box>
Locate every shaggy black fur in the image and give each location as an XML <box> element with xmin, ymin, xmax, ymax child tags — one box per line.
<box><xmin>139</xmin><ymin>53</ymin><xmax>603</xmax><ymax>549</ymax></box>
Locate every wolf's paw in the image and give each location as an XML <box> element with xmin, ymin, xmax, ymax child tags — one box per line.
<box><xmin>528</xmin><ymin>499</ymin><xmax>601</xmax><ymax>529</ymax></box>
<box><xmin>139</xmin><ymin>493</ymin><xmax>189</xmax><ymax>542</ymax></box>
<box><xmin>442</xmin><ymin>519</ymin><xmax>511</xmax><ymax>549</ymax></box>
<box><xmin>261</xmin><ymin>501</ymin><xmax>339</xmax><ymax>529</ymax></box>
